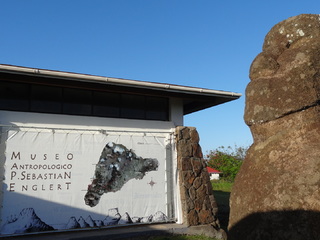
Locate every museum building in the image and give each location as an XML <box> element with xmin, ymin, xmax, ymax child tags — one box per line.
<box><xmin>0</xmin><ymin>64</ymin><xmax>240</xmax><ymax>236</ymax></box>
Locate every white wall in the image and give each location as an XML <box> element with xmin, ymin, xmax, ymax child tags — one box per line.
<box><xmin>170</xmin><ymin>98</ymin><xmax>184</xmax><ymax>127</ymax></box>
<box><xmin>209</xmin><ymin>173</ymin><xmax>220</xmax><ymax>180</ymax></box>
<box><xmin>0</xmin><ymin>110</ymin><xmax>183</xmax><ymax>230</ymax></box>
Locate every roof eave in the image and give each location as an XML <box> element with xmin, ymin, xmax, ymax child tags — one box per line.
<box><xmin>0</xmin><ymin>64</ymin><xmax>241</xmax><ymax>115</ymax></box>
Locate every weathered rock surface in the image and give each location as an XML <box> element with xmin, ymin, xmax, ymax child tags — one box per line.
<box><xmin>229</xmin><ymin>14</ymin><xmax>320</xmax><ymax>240</ymax></box>
<box><xmin>246</xmin><ymin>14</ymin><xmax>320</xmax><ymax>125</ymax></box>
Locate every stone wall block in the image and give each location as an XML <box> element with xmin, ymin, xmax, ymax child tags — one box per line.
<box><xmin>188</xmin><ymin>186</ymin><xmax>197</xmax><ymax>200</ymax></box>
<box><xmin>192</xmin><ymin>143</ymin><xmax>203</xmax><ymax>158</ymax></box>
<box><xmin>179</xmin><ymin>157</ymin><xmax>193</xmax><ymax>171</ymax></box>
<box><xmin>193</xmin><ymin>176</ymin><xmax>202</xmax><ymax>189</ymax></box>
<box><xmin>199</xmin><ymin>209</ymin><xmax>214</xmax><ymax>225</ymax></box>
<box><xmin>180</xmin><ymin>199</ymin><xmax>188</xmax><ymax>214</ymax></box>
<box><xmin>191</xmin><ymin>157</ymin><xmax>203</xmax><ymax>176</ymax></box>
<box><xmin>201</xmin><ymin>168</ymin><xmax>211</xmax><ymax>184</ymax></box>
<box><xmin>196</xmin><ymin>185</ymin><xmax>207</xmax><ymax>200</ymax></box>
<box><xmin>176</xmin><ymin>126</ymin><xmax>223</xmax><ymax>237</ymax></box>
<box><xmin>180</xmin><ymin>127</ymin><xmax>190</xmax><ymax>140</ymax></box>
<box><xmin>206</xmin><ymin>182</ymin><xmax>214</xmax><ymax>195</ymax></box>
<box><xmin>181</xmin><ymin>171</ymin><xmax>195</xmax><ymax>189</ymax></box>
<box><xmin>181</xmin><ymin>206</ymin><xmax>188</xmax><ymax>225</ymax></box>
<box><xmin>186</xmin><ymin>198</ymin><xmax>195</xmax><ymax>212</ymax></box>
<box><xmin>209</xmin><ymin>195</ymin><xmax>219</xmax><ymax>214</ymax></box>
<box><xmin>175</xmin><ymin>126</ymin><xmax>182</xmax><ymax>140</ymax></box>
<box><xmin>175</xmin><ymin>126</ymin><xmax>188</xmax><ymax>140</ymax></box>
<box><xmin>194</xmin><ymin>198</ymin><xmax>203</xmax><ymax>212</ymax></box>
<box><xmin>190</xmin><ymin>127</ymin><xmax>199</xmax><ymax>142</ymax></box>
<box><xmin>188</xmin><ymin>209</ymin><xmax>199</xmax><ymax>226</ymax></box>
<box><xmin>202</xmin><ymin>160</ymin><xmax>208</xmax><ymax>168</ymax></box>
<box><xmin>179</xmin><ymin>185</ymin><xmax>188</xmax><ymax>201</ymax></box>
<box><xmin>203</xmin><ymin>195</ymin><xmax>212</xmax><ymax>210</ymax></box>
<box><xmin>177</xmin><ymin>140</ymin><xmax>192</xmax><ymax>158</ymax></box>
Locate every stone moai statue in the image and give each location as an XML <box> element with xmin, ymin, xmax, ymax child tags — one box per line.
<box><xmin>229</xmin><ymin>14</ymin><xmax>320</xmax><ymax>240</ymax></box>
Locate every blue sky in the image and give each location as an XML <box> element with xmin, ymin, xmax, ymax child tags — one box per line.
<box><xmin>0</xmin><ymin>1</ymin><xmax>319</xmax><ymax>153</ymax></box>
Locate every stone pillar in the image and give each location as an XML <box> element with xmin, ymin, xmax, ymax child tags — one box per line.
<box><xmin>175</xmin><ymin>126</ymin><xmax>225</xmax><ymax>238</ymax></box>
<box><xmin>229</xmin><ymin>14</ymin><xmax>320</xmax><ymax>240</ymax></box>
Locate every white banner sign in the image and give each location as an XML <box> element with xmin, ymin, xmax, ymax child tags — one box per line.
<box><xmin>0</xmin><ymin>129</ymin><xmax>172</xmax><ymax>234</ymax></box>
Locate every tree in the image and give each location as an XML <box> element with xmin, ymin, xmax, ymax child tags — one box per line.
<box><xmin>206</xmin><ymin>145</ymin><xmax>248</xmax><ymax>182</ymax></box>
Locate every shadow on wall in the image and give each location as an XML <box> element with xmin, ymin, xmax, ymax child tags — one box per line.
<box><xmin>0</xmin><ymin>188</ymin><xmax>170</xmax><ymax>236</ymax></box>
<box><xmin>0</xmin><ymin>189</ymin><xmax>108</xmax><ymax>235</ymax></box>
<box><xmin>228</xmin><ymin>210</ymin><xmax>320</xmax><ymax>240</ymax></box>
<box><xmin>0</xmin><ymin>124</ymin><xmax>171</xmax><ymax>237</ymax></box>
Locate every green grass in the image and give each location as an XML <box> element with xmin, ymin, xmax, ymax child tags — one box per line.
<box><xmin>211</xmin><ymin>180</ymin><xmax>233</xmax><ymax>192</ymax></box>
<box><xmin>211</xmin><ymin>180</ymin><xmax>233</xmax><ymax>232</ymax></box>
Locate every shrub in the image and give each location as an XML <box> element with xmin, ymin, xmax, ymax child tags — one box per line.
<box><xmin>206</xmin><ymin>145</ymin><xmax>248</xmax><ymax>182</ymax></box>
